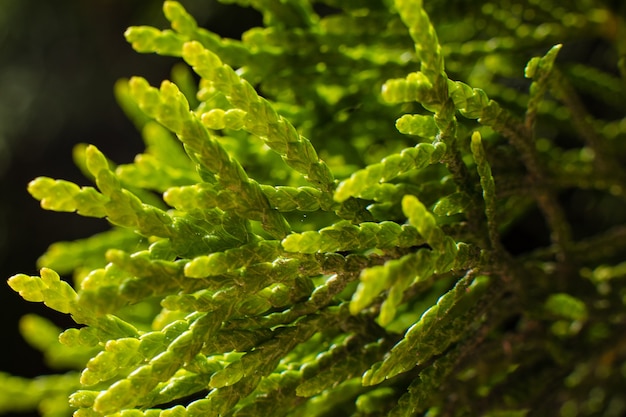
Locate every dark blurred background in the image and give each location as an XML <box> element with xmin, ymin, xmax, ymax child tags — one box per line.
<box><xmin>0</xmin><ymin>0</ymin><xmax>260</xmax><ymax>410</ymax></box>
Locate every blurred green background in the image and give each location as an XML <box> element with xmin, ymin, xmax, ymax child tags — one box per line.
<box><xmin>0</xmin><ymin>0</ymin><xmax>260</xmax><ymax>406</ymax></box>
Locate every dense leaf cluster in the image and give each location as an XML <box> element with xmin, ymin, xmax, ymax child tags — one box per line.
<box><xmin>3</xmin><ymin>0</ymin><xmax>626</xmax><ymax>416</ymax></box>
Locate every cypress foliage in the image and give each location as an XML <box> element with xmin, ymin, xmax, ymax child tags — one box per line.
<box><xmin>3</xmin><ymin>1</ymin><xmax>626</xmax><ymax>416</ymax></box>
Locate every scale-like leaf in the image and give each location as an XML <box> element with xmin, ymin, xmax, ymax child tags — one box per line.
<box><xmin>363</xmin><ymin>275</ymin><xmax>489</xmax><ymax>385</ymax></box>
<box><xmin>282</xmin><ymin>221</ymin><xmax>422</xmax><ymax>254</ymax></box>
<box><xmin>8</xmin><ymin>268</ymin><xmax>77</xmax><ymax>314</ymax></box>
<box><xmin>181</xmin><ymin>41</ymin><xmax>335</xmax><ymax>193</ymax></box>
<box><xmin>334</xmin><ymin>142</ymin><xmax>446</xmax><ymax>202</ymax></box>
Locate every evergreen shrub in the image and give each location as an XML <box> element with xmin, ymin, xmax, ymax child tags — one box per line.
<box><xmin>3</xmin><ymin>0</ymin><xmax>626</xmax><ymax>416</ymax></box>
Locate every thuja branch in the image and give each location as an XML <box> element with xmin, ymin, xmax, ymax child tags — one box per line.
<box><xmin>3</xmin><ymin>1</ymin><xmax>626</xmax><ymax>416</ymax></box>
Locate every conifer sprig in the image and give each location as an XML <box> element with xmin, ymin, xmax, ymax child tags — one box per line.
<box><xmin>4</xmin><ymin>0</ymin><xmax>626</xmax><ymax>416</ymax></box>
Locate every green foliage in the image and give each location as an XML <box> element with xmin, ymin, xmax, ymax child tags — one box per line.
<box><xmin>4</xmin><ymin>0</ymin><xmax>626</xmax><ymax>416</ymax></box>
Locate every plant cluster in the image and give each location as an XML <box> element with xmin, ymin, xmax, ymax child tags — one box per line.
<box><xmin>2</xmin><ymin>0</ymin><xmax>626</xmax><ymax>416</ymax></box>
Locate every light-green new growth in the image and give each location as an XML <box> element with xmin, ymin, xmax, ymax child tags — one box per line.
<box><xmin>4</xmin><ymin>0</ymin><xmax>626</xmax><ymax>416</ymax></box>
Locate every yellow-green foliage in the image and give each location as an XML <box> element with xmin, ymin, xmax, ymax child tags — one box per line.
<box><xmin>3</xmin><ymin>0</ymin><xmax>626</xmax><ymax>416</ymax></box>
